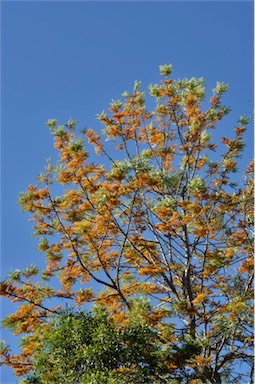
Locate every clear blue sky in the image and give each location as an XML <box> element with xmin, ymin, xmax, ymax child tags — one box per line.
<box><xmin>1</xmin><ymin>1</ymin><xmax>253</xmax><ymax>382</ymax></box>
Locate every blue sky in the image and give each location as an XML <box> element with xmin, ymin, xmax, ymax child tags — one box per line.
<box><xmin>1</xmin><ymin>1</ymin><xmax>254</xmax><ymax>382</ymax></box>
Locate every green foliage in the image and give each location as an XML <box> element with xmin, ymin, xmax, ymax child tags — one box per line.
<box><xmin>238</xmin><ymin>116</ymin><xmax>249</xmax><ymax>125</ymax></box>
<box><xmin>8</xmin><ymin>269</ymin><xmax>22</xmax><ymax>282</ymax></box>
<box><xmin>188</xmin><ymin>176</ymin><xmax>206</xmax><ymax>193</ymax></box>
<box><xmin>213</xmin><ymin>81</ymin><xmax>229</xmax><ymax>95</ymax></box>
<box><xmin>52</xmin><ymin>125</ymin><xmax>66</xmax><ymax>137</ymax></box>
<box><xmin>68</xmin><ymin>138</ymin><xmax>85</xmax><ymax>153</ymax></box>
<box><xmin>109</xmin><ymin>99</ymin><xmax>123</xmax><ymax>111</ymax></box>
<box><xmin>149</xmin><ymin>83</ymin><xmax>161</xmax><ymax>99</ymax></box>
<box><xmin>159</xmin><ymin>64</ymin><xmax>173</xmax><ymax>77</ymax></box>
<box><xmin>20</xmin><ymin>308</ymin><xmax>164</xmax><ymax>384</ymax></box>
<box><xmin>45</xmin><ymin>119</ymin><xmax>57</xmax><ymax>131</ymax></box>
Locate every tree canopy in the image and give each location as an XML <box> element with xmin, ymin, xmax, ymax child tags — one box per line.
<box><xmin>19</xmin><ymin>307</ymin><xmax>166</xmax><ymax>384</ymax></box>
<box><xmin>1</xmin><ymin>65</ymin><xmax>254</xmax><ymax>383</ymax></box>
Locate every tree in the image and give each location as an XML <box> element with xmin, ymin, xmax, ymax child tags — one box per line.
<box><xmin>1</xmin><ymin>65</ymin><xmax>254</xmax><ymax>383</ymax></box>
<box><xmin>19</xmin><ymin>306</ymin><xmax>166</xmax><ymax>384</ymax></box>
